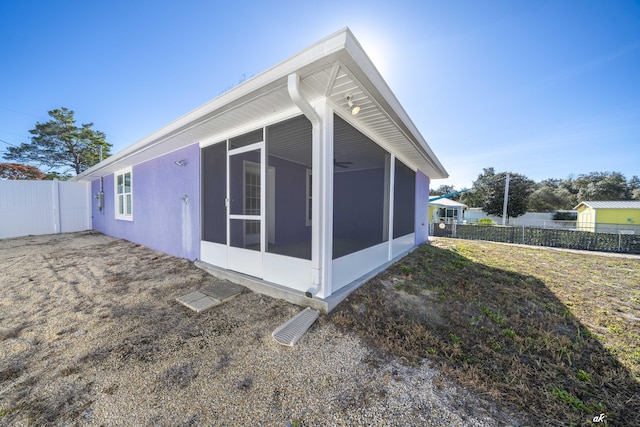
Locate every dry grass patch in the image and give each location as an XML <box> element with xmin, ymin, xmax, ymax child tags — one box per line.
<box><xmin>331</xmin><ymin>238</ymin><xmax>640</xmax><ymax>426</ymax></box>
<box><xmin>2</xmin><ymin>232</ymin><xmax>513</xmax><ymax>426</ymax></box>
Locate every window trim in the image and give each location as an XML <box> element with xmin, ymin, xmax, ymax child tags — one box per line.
<box><xmin>114</xmin><ymin>167</ymin><xmax>133</xmax><ymax>221</ymax></box>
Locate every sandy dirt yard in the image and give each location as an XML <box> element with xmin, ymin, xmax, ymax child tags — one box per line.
<box><xmin>0</xmin><ymin>231</ymin><xmax>514</xmax><ymax>426</ymax></box>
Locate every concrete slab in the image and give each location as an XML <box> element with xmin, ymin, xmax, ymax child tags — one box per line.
<box><xmin>178</xmin><ymin>291</ymin><xmax>208</xmax><ymax>304</ymax></box>
<box><xmin>189</xmin><ymin>296</ymin><xmax>221</xmax><ymax>313</ymax></box>
<box><xmin>176</xmin><ymin>280</ymin><xmax>245</xmax><ymax>313</ymax></box>
<box><xmin>200</xmin><ymin>281</ymin><xmax>244</xmax><ymax>302</ymax></box>
<box><xmin>176</xmin><ymin>293</ymin><xmax>220</xmax><ymax>313</ymax></box>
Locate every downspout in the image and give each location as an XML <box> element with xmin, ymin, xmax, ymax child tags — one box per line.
<box><xmin>288</xmin><ymin>74</ymin><xmax>321</xmax><ymax>124</ymax></box>
<box><xmin>287</xmin><ymin>73</ymin><xmax>327</xmax><ymax>298</ymax></box>
<box><xmin>98</xmin><ymin>146</ymin><xmax>104</xmax><ymax>212</ymax></box>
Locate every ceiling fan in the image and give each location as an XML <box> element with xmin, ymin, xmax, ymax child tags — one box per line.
<box><xmin>334</xmin><ymin>158</ymin><xmax>353</xmax><ymax>169</ymax></box>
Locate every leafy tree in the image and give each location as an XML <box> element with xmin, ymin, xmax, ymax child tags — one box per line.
<box><xmin>573</xmin><ymin>171</ymin><xmax>628</xmax><ymax>201</ymax></box>
<box><xmin>628</xmin><ymin>175</ymin><xmax>640</xmax><ymax>200</ymax></box>
<box><xmin>430</xmin><ymin>184</ymin><xmax>462</xmax><ymax>201</ymax></box>
<box><xmin>528</xmin><ymin>186</ymin><xmax>561</xmax><ymax>212</ymax></box>
<box><xmin>459</xmin><ymin>169</ymin><xmax>638</xmax><ymax>213</ymax></box>
<box><xmin>460</xmin><ymin>167</ymin><xmax>496</xmax><ymax>207</ymax></box>
<box><xmin>43</xmin><ymin>171</ymin><xmax>73</xmax><ymax>181</ymax></box>
<box><xmin>554</xmin><ymin>187</ymin><xmax>575</xmax><ymax>209</ymax></box>
<box><xmin>2</xmin><ymin>107</ymin><xmax>112</xmax><ymax>175</ymax></box>
<box><xmin>528</xmin><ymin>185</ymin><xmax>574</xmax><ymax>211</ymax></box>
<box><xmin>558</xmin><ymin>175</ymin><xmax>579</xmax><ymax>203</ymax></box>
<box><xmin>0</xmin><ymin>163</ymin><xmax>45</xmax><ymax>180</ymax></box>
<box><xmin>539</xmin><ymin>178</ymin><xmax>563</xmax><ymax>188</ymax></box>
<box><xmin>483</xmin><ymin>172</ymin><xmax>535</xmax><ymax>221</ymax></box>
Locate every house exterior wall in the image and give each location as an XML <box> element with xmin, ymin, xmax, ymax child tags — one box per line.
<box><xmin>91</xmin><ymin>143</ymin><xmax>200</xmax><ymax>259</ymax></box>
<box><xmin>595</xmin><ymin>208</ymin><xmax>640</xmax><ymax>226</ymax></box>
<box><xmin>576</xmin><ymin>206</ymin><xmax>596</xmax><ymax>232</ymax></box>
<box><xmin>415</xmin><ymin>170</ymin><xmax>430</xmax><ymax>244</ymax></box>
<box><xmin>86</xmin><ymin>117</ymin><xmax>436</xmax><ymax>299</ymax></box>
<box><xmin>428</xmin><ymin>205</ymin><xmax>438</xmax><ymax>225</ymax></box>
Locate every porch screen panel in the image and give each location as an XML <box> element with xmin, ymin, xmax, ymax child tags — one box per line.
<box><xmin>333</xmin><ymin>115</ymin><xmax>390</xmax><ymax>259</ymax></box>
<box><xmin>265</xmin><ymin>115</ymin><xmax>312</xmax><ymax>260</ymax></box>
<box><xmin>202</xmin><ymin>142</ymin><xmax>227</xmax><ymax>244</ymax></box>
<box><xmin>229</xmin><ymin>146</ymin><xmax>262</xmax><ymax>250</ymax></box>
<box><xmin>229</xmin><ymin>129</ymin><xmax>263</xmax><ymax>149</ymax></box>
<box><xmin>393</xmin><ymin>158</ymin><xmax>416</xmax><ymax>238</ymax></box>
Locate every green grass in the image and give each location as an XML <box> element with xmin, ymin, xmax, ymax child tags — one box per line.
<box><xmin>331</xmin><ymin>238</ymin><xmax>640</xmax><ymax>426</ymax></box>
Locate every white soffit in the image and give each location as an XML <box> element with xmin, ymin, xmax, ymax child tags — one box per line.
<box><xmin>74</xmin><ymin>28</ymin><xmax>448</xmax><ymax>182</ymax></box>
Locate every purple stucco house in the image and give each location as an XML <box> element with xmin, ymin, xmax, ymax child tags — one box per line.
<box><xmin>73</xmin><ymin>28</ymin><xmax>448</xmax><ymax>311</ymax></box>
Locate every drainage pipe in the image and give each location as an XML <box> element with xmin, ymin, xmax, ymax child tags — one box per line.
<box><xmin>287</xmin><ymin>74</ymin><xmax>321</xmax><ymax>123</ymax></box>
<box><xmin>287</xmin><ymin>73</ymin><xmax>328</xmax><ymax>298</ymax></box>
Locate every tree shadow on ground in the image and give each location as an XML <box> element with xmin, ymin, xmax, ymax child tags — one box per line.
<box><xmin>331</xmin><ymin>243</ymin><xmax>640</xmax><ymax>426</ymax></box>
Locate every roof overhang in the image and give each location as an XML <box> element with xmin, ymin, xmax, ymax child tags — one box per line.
<box><xmin>73</xmin><ymin>28</ymin><xmax>448</xmax><ymax>182</ymax></box>
<box><xmin>429</xmin><ymin>198</ymin><xmax>468</xmax><ymax>208</ymax></box>
<box><xmin>574</xmin><ymin>201</ymin><xmax>640</xmax><ymax>210</ymax></box>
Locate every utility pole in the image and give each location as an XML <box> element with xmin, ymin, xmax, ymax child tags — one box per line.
<box><xmin>502</xmin><ymin>173</ymin><xmax>510</xmax><ymax>226</ymax></box>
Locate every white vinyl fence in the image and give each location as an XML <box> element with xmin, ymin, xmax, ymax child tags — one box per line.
<box><xmin>0</xmin><ymin>180</ymin><xmax>91</xmax><ymax>239</ymax></box>
<box><xmin>464</xmin><ymin>209</ymin><xmax>577</xmax><ymax>229</ymax></box>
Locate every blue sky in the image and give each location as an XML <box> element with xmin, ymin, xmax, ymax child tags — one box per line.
<box><xmin>1</xmin><ymin>0</ymin><xmax>638</xmax><ymax>188</ymax></box>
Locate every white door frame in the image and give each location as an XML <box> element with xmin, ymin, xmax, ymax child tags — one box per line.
<box><xmin>227</xmin><ymin>141</ymin><xmax>265</xmax><ymax>278</ymax></box>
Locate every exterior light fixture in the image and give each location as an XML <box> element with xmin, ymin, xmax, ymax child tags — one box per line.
<box><xmin>345</xmin><ymin>94</ymin><xmax>360</xmax><ymax>115</ymax></box>
<box><xmin>175</xmin><ymin>159</ymin><xmax>187</xmax><ymax>166</ymax></box>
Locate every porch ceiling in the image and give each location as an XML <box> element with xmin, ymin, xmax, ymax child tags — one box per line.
<box><xmin>74</xmin><ymin>28</ymin><xmax>447</xmax><ymax>182</ymax></box>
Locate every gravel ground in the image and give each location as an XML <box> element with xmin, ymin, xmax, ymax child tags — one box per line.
<box><xmin>0</xmin><ymin>232</ymin><xmax>516</xmax><ymax>426</ymax></box>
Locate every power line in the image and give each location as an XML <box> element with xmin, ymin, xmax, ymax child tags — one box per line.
<box><xmin>0</xmin><ymin>129</ymin><xmax>30</xmax><ymax>139</ymax></box>
<box><xmin>0</xmin><ymin>106</ymin><xmax>48</xmax><ymax>121</ymax></box>
<box><xmin>0</xmin><ymin>138</ymin><xmax>19</xmax><ymax>147</ymax></box>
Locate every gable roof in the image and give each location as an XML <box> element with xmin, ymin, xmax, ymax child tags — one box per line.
<box><xmin>574</xmin><ymin>201</ymin><xmax>640</xmax><ymax>210</ymax></box>
<box><xmin>73</xmin><ymin>28</ymin><xmax>447</xmax><ymax>182</ymax></box>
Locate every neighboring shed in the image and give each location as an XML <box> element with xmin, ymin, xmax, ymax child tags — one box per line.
<box><xmin>574</xmin><ymin>201</ymin><xmax>640</xmax><ymax>234</ymax></box>
<box><xmin>72</xmin><ymin>28</ymin><xmax>448</xmax><ymax>311</ymax></box>
<box><xmin>428</xmin><ymin>197</ymin><xmax>467</xmax><ymax>225</ymax></box>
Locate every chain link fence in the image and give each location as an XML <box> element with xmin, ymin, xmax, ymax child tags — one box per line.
<box><xmin>431</xmin><ymin>223</ymin><xmax>640</xmax><ymax>255</ymax></box>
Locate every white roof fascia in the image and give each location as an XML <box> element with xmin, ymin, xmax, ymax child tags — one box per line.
<box><xmin>342</xmin><ymin>32</ymin><xmax>448</xmax><ymax>179</ymax></box>
<box><xmin>73</xmin><ymin>30</ymin><xmax>350</xmax><ymax>182</ymax></box>
<box><xmin>575</xmin><ymin>201</ymin><xmax>640</xmax><ymax>210</ymax></box>
<box><xmin>429</xmin><ymin>198</ymin><xmax>468</xmax><ymax>208</ymax></box>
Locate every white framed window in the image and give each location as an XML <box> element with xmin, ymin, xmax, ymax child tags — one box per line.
<box><xmin>115</xmin><ymin>167</ymin><xmax>133</xmax><ymax>220</ymax></box>
<box><xmin>306</xmin><ymin>168</ymin><xmax>312</xmax><ymax>226</ymax></box>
